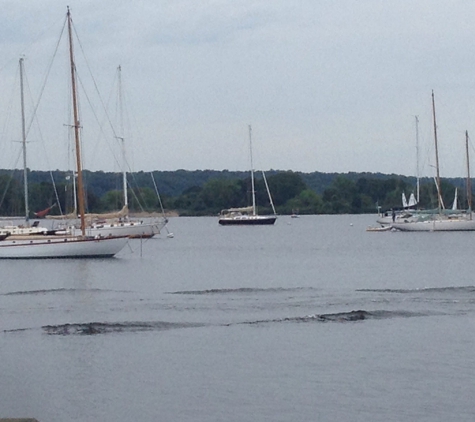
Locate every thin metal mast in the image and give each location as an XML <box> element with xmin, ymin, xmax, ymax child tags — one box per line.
<box><xmin>415</xmin><ymin>115</ymin><xmax>420</xmax><ymax>204</ymax></box>
<box><xmin>249</xmin><ymin>125</ymin><xmax>256</xmax><ymax>215</ymax></box>
<box><xmin>67</xmin><ymin>7</ymin><xmax>86</xmax><ymax>235</ymax></box>
<box><xmin>466</xmin><ymin>130</ymin><xmax>472</xmax><ymax>218</ymax></box>
<box><xmin>19</xmin><ymin>57</ymin><xmax>29</xmax><ymax>224</ymax></box>
<box><xmin>431</xmin><ymin>91</ymin><xmax>442</xmax><ymax>213</ymax></box>
<box><xmin>117</xmin><ymin>65</ymin><xmax>128</xmax><ymax>209</ymax></box>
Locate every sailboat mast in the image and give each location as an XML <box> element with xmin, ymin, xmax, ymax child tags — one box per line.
<box><xmin>19</xmin><ymin>58</ymin><xmax>29</xmax><ymax>224</ymax></box>
<box><xmin>249</xmin><ymin>125</ymin><xmax>256</xmax><ymax>216</ymax></box>
<box><xmin>118</xmin><ymin>65</ymin><xmax>128</xmax><ymax>208</ymax></box>
<box><xmin>466</xmin><ymin>130</ymin><xmax>472</xmax><ymax>218</ymax></box>
<box><xmin>415</xmin><ymin>115</ymin><xmax>420</xmax><ymax>204</ymax></box>
<box><xmin>431</xmin><ymin>91</ymin><xmax>442</xmax><ymax>213</ymax></box>
<box><xmin>67</xmin><ymin>7</ymin><xmax>86</xmax><ymax>235</ymax></box>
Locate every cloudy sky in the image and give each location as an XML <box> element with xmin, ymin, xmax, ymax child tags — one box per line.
<box><xmin>1</xmin><ymin>1</ymin><xmax>475</xmax><ymax>177</ymax></box>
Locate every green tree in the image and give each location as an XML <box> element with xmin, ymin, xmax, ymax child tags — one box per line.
<box><xmin>266</xmin><ymin>172</ymin><xmax>307</xmax><ymax>206</ymax></box>
<box><xmin>322</xmin><ymin>176</ymin><xmax>358</xmax><ymax>213</ymax></box>
<box><xmin>199</xmin><ymin>179</ymin><xmax>246</xmax><ymax>212</ymax></box>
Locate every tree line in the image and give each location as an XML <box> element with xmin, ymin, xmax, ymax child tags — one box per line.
<box><xmin>0</xmin><ymin>169</ymin><xmax>470</xmax><ymax>217</ymax></box>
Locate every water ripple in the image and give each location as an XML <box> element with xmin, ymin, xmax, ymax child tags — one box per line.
<box><xmin>357</xmin><ymin>286</ymin><xmax>475</xmax><ymax>294</ymax></box>
<box><xmin>234</xmin><ymin>309</ymin><xmax>431</xmax><ymax>325</ymax></box>
<box><xmin>168</xmin><ymin>287</ymin><xmax>313</xmax><ymax>295</ymax></box>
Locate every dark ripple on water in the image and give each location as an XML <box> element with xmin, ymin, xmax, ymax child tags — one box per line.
<box><xmin>234</xmin><ymin>309</ymin><xmax>431</xmax><ymax>326</ymax></box>
<box><xmin>2</xmin><ymin>308</ymin><xmax>436</xmax><ymax>336</ymax></box>
<box><xmin>1</xmin><ymin>288</ymin><xmax>120</xmax><ymax>296</ymax></box>
<box><xmin>356</xmin><ymin>286</ymin><xmax>475</xmax><ymax>294</ymax></box>
<box><xmin>167</xmin><ymin>287</ymin><xmax>314</xmax><ymax>295</ymax></box>
<box><xmin>40</xmin><ymin>321</ymin><xmax>206</xmax><ymax>335</ymax></box>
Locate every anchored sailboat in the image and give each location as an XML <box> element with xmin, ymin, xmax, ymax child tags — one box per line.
<box><xmin>0</xmin><ymin>58</ymin><xmax>59</xmax><ymax>238</ymax></box>
<box><xmin>71</xmin><ymin>65</ymin><xmax>168</xmax><ymax>239</ymax></box>
<box><xmin>391</xmin><ymin>91</ymin><xmax>475</xmax><ymax>232</ymax></box>
<box><xmin>219</xmin><ymin>125</ymin><xmax>277</xmax><ymax>226</ymax></box>
<box><xmin>0</xmin><ymin>8</ymin><xmax>128</xmax><ymax>258</ymax></box>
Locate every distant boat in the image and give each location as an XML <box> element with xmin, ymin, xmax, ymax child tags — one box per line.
<box><xmin>219</xmin><ymin>125</ymin><xmax>277</xmax><ymax>226</ymax></box>
<box><xmin>391</xmin><ymin>92</ymin><xmax>475</xmax><ymax>232</ymax></box>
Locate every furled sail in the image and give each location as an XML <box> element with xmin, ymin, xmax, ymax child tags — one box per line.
<box><xmin>220</xmin><ymin>206</ymin><xmax>253</xmax><ymax>215</ymax></box>
<box><xmin>84</xmin><ymin>205</ymin><xmax>129</xmax><ymax>222</ymax></box>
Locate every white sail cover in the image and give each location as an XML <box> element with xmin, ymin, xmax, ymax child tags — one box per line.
<box><xmin>46</xmin><ymin>211</ymin><xmax>78</xmax><ymax>220</ymax></box>
<box><xmin>221</xmin><ymin>206</ymin><xmax>253</xmax><ymax>214</ymax></box>
<box><xmin>45</xmin><ymin>205</ymin><xmax>129</xmax><ymax>221</ymax></box>
<box><xmin>84</xmin><ymin>205</ymin><xmax>129</xmax><ymax>222</ymax></box>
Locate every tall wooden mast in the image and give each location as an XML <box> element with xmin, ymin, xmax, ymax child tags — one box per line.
<box><xmin>67</xmin><ymin>7</ymin><xmax>86</xmax><ymax>235</ymax></box>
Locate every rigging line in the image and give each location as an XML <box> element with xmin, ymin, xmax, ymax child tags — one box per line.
<box><xmin>0</xmin><ymin>64</ymin><xmax>19</xmax><ymax>152</ymax></box>
<box><xmin>261</xmin><ymin>170</ymin><xmax>276</xmax><ymax>215</ymax></box>
<box><xmin>23</xmin><ymin>65</ymin><xmax>67</xmax><ymax>217</ymax></box>
<box><xmin>128</xmin><ymin>186</ymin><xmax>146</xmax><ymax>213</ymax></box>
<box><xmin>24</xmin><ymin>19</ymin><xmax>67</xmax><ymax>140</ymax></box>
<box><xmin>0</xmin><ymin>14</ymin><xmax>65</xmax><ymax>76</ymax></box>
<box><xmin>74</xmin><ymin>62</ymin><xmax>123</xmax><ymax>172</ymax></box>
<box><xmin>22</xmin><ymin>67</ymin><xmax>65</xmax><ymax>217</ymax></box>
<box><xmin>0</xmin><ymin>149</ymin><xmax>24</xmax><ymax>209</ymax></box>
<box><xmin>71</xmin><ymin>22</ymin><xmax>124</xmax><ymax>170</ymax></box>
<box><xmin>150</xmin><ymin>172</ymin><xmax>168</xmax><ymax>219</ymax></box>
<box><xmin>74</xmin><ymin>71</ymin><xmax>142</xmax><ymax>212</ymax></box>
<box><xmin>63</xmin><ymin>23</ymin><xmax>147</xmax><ymax>215</ymax></box>
<box><xmin>105</xmin><ymin>67</ymin><xmax>151</xmax><ymax>212</ymax></box>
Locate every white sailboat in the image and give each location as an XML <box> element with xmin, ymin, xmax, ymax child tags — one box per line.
<box><xmin>391</xmin><ymin>92</ymin><xmax>475</xmax><ymax>232</ymax></box>
<box><xmin>219</xmin><ymin>125</ymin><xmax>277</xmax><ymax>226</ymax></box>
<box><xmin>0</xmin><ymin>58</ymin><xmax>60</xmax><ymax>238</ymax></box>
<box><xmin>0</xmin><ymin>8</ymin><xmax>128</xmax><ymax>258</ymax></box>
<box><xmin>375</xmin><ymin>116</ymin><xmax>421</xmax><ymax>227</ymax></box>
<box><xmin>67</xmin><ymin>66</ymin><xmax>167</xmax><ymax>239</ymax></box>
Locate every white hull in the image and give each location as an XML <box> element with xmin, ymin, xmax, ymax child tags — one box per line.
<box><xmin>392</xmin><ymin>218</ymin><xmax>475</xmax><ymax>232</ymax></box>
<box><xmin>0</xmin><ymin>226</ymin><xmax>49</xmax><ymax>236</ymax></box>
<box><xmin>376</xmin><ymin>215</ymin><xmax>419</xmax><ymax>225</ymax></box>
<box><xmin>0</xmin><ymin>224</ymin><xmax>64</xmax><ymax>237</ymax></box>
<box><xmin>0</xmin><ymin>236</ymin><xmax>128</xmax><ymax>259</ymax></box>
<box><xmin>72</xmin><ymin>219</ymin><xmax>167</xmax><ymax>238</ymax></box>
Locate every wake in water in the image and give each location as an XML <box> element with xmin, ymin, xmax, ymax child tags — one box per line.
<box><xmin>1</xmin><ymin>288</ymin><xmax>120</xmax><ymax>296</ymax></box>
<box><xmin>4</xmin><ymin>284</ymin><xmax>472</xmax><ymax>335</ymax></box>
<box><xmin>167</xmin><ymin>287</ymin><xmax>314</xmax><ymax>295</ymax></box>
<box><xmin>5</xmin><ymin>321</ymin><xmax>206</xmax><ymax>335</ymax></box>
<box><xmin>234</xmin><ymin>309</ymin><xmax>429</xmax><ymax>326</ymax></box>
<box><xmin>357</xmin><ymin>286</ymin><xmax>475</xmax><ymax>294</ymax></box>
<box><xmin>3</xmin><ymin>309</ymin><xmax>430</xmax><ymax>336</ymax></box>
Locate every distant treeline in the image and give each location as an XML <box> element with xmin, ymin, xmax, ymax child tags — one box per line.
<box><xmin>0</xmin><ymin>168</ymin><xmax>470</xmax><ymax>217</ymax></box>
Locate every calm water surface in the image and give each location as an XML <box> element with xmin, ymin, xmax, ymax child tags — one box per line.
<box><xmin>1</xmin><ymin>215</ymin><xmax>475</xmax><ymax>421</ymax></box>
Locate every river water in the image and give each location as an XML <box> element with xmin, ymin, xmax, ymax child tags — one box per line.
<box><xmin>1</xmin><ymin>215</ymin><xmax>474</xmax><ymax>421</ymax></box>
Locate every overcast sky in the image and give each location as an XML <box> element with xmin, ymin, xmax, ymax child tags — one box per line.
<box><xmin>1</xmin><ymin>1</ymin><xmax>475</xmax><ymax>177</ymax></box>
